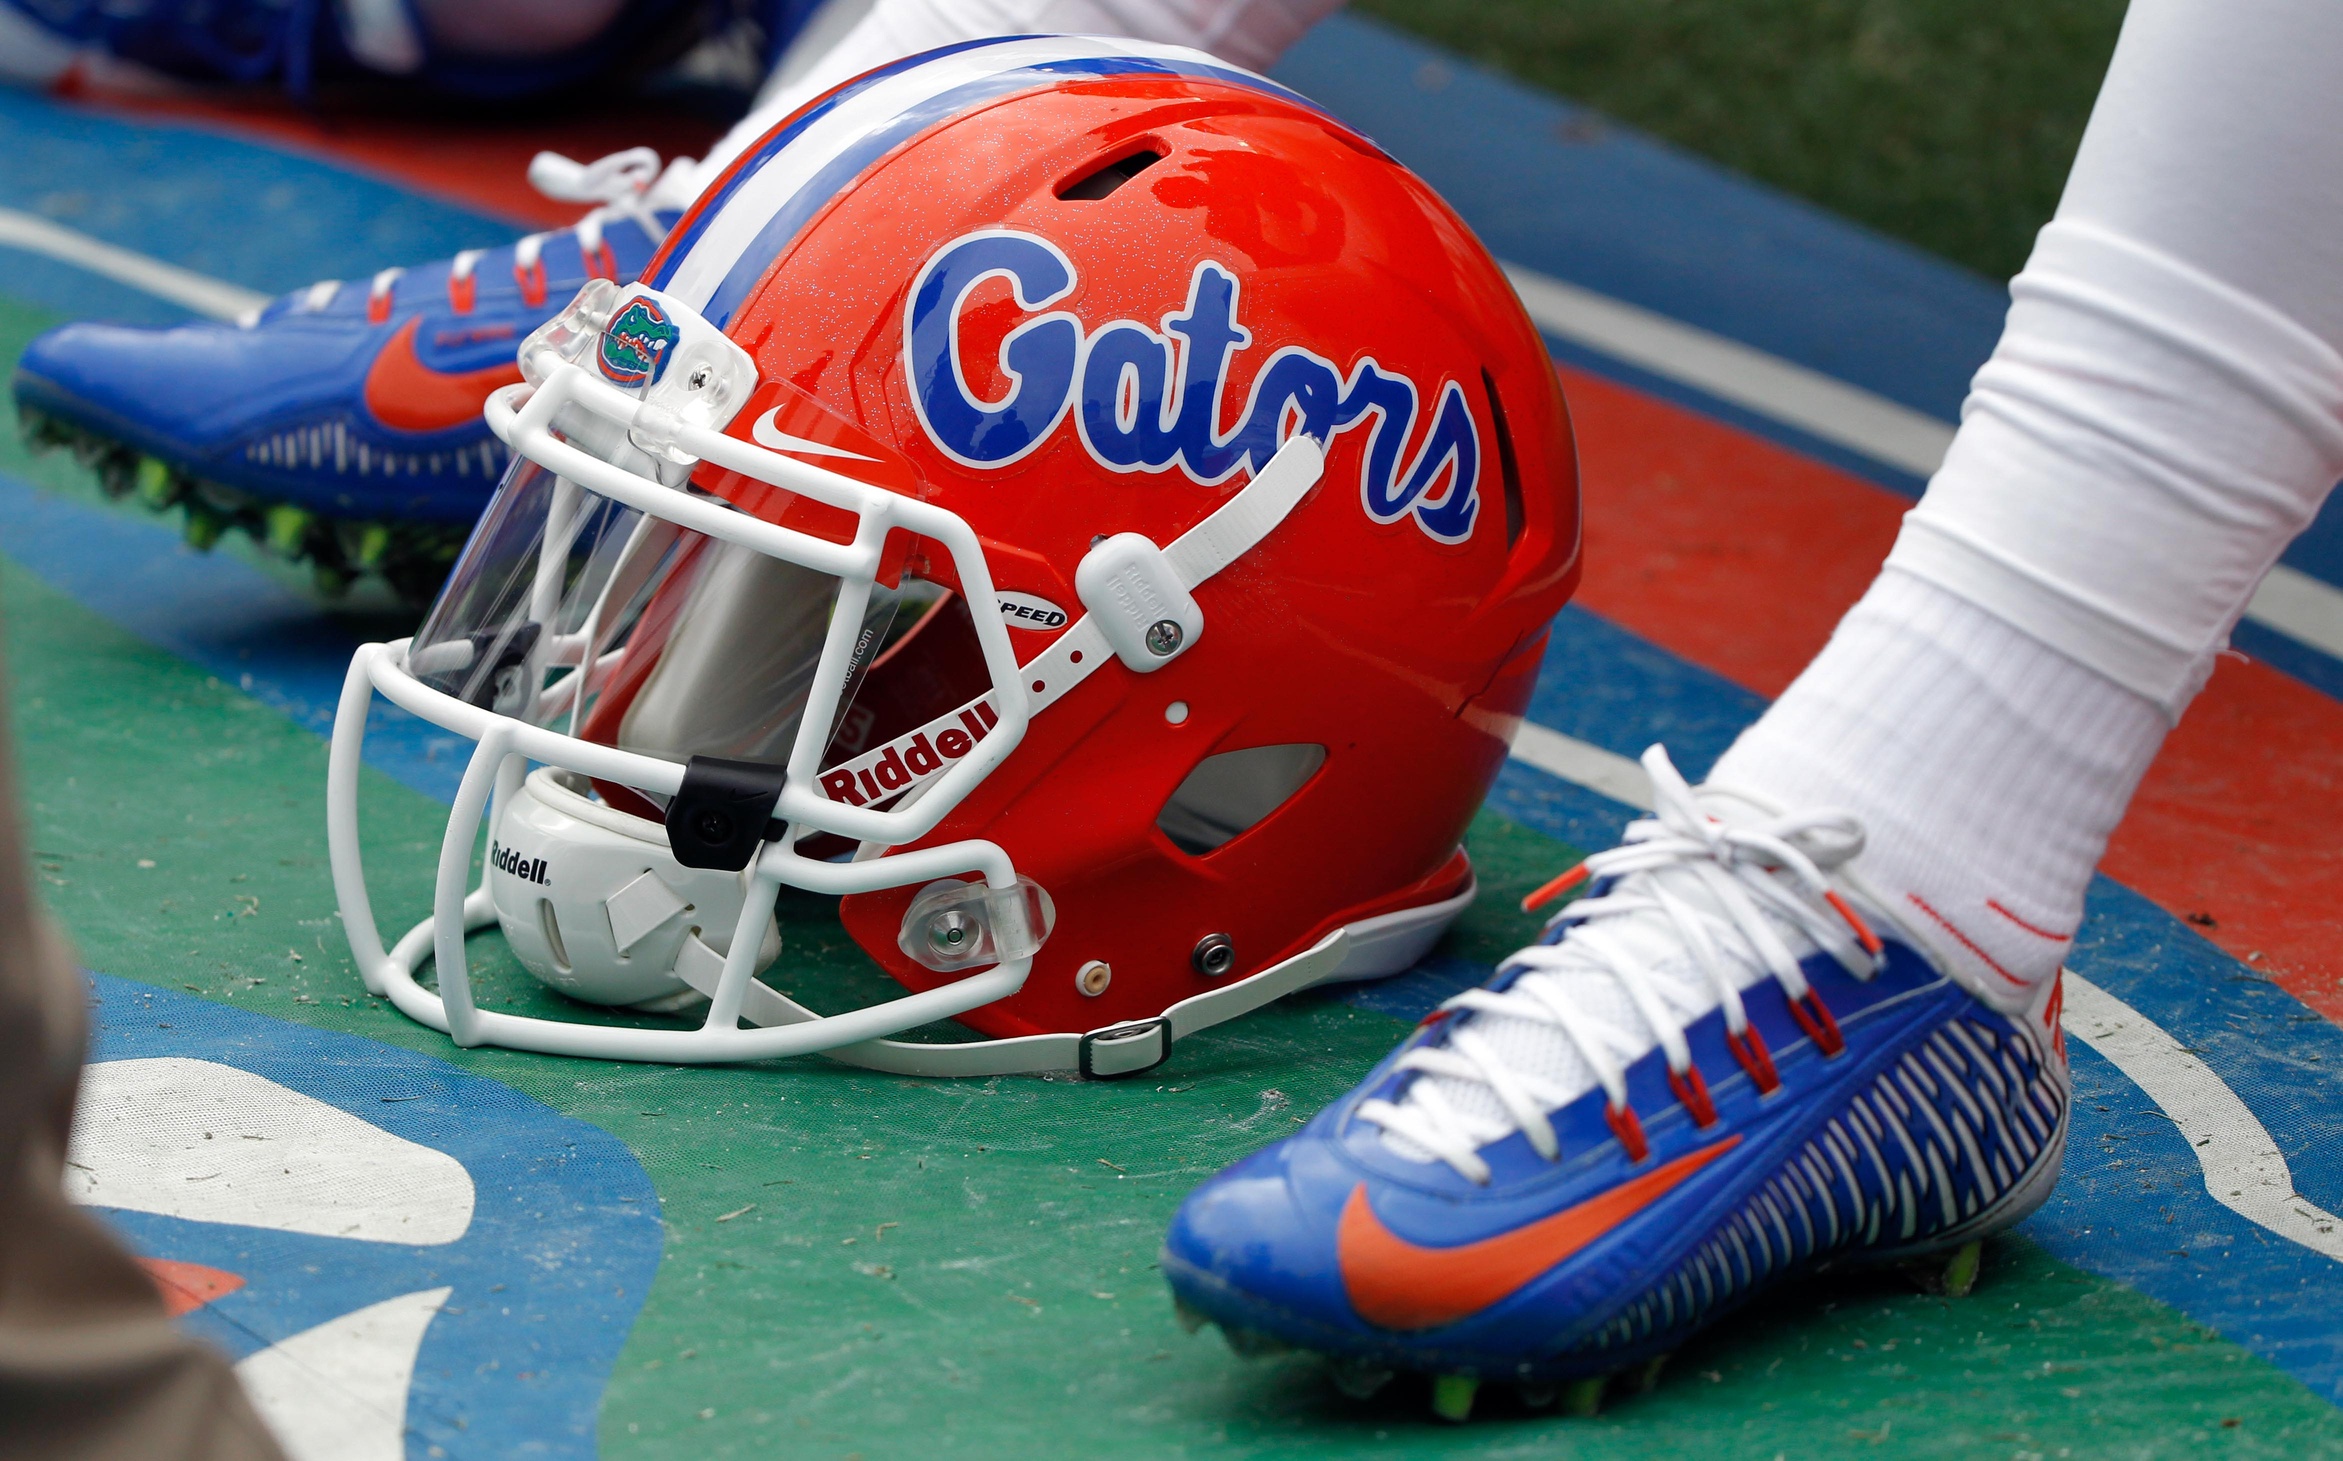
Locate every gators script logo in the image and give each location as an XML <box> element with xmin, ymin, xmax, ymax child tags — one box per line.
<box><xmin>598</xmin><ymin>298</ymin><xmax>680</xmax><ymax>387</ymax></box>
<box><xmin>905</xmin><ymin>230</ymin><xmax>1484</xmax><ymax>544</ymax></box>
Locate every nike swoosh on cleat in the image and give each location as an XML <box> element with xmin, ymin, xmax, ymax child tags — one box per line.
<box><xmin>362</xmin><ymin>318</ymin><xmax>524</xmax><ymax>435</ymax></box>
<box><xmin>1338</xmin><ymin>1136</ymin><xmax>1741</xmax><ymax>1330</ymax></box>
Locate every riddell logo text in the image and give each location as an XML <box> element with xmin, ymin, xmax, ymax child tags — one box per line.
<box><xmin>820</xmin><ymin>702</ymin><xmax>1000</xmax><ymax>806</ymax></box>
<box><xmin>490</xmin><ymin>841</ymin><xmax>550</xmax><ymax>887</ymax></box>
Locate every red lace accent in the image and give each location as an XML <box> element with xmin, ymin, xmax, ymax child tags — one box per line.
<box><xmin>1667</xmin><ymin>1062</ymin><xmax>1719</xmax><ymax>1128</ymax></box>
<box><xmin>515</xmin><ymin>259</ymin><xmax>548</xmax><ymax>308</ymax></box>
<box><xmin>1605</xmin><ymin>1101</ymin><xmax>1650</xmax><ymax>1163</ymax></box>
<box><xmin>583</xmin><ymin>242</ymin><xmax>618</xmax><ymax>281</ymax></box>
<box><xmin>1520</xmin><ymin>861</ymin><xmax>1590</xmax><ymax>913</ymax></box>
<box><xmin>366</xmin><ymin>288</ymin><xmax>392</xmax><ymax>325</ymax></box>
<box><xmin>1727</xmin><ymin>1022</ymin><xmax>1781</xmax><ymax>1093</ymax></box>
<box><xmin>1789</xmin><ymin>990</ymin><xmax>1845</xmax><ymax>1057</ymax></box>
<box><xmin>448</xmin><ymin>273</ymin><xmax>476</xmax><ymax>315</ymax></box>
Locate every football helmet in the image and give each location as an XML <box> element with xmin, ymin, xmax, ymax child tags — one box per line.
<box><xmin>326</xmin><ymin>35</ymin><xmax>1581</xmax><ymax>1075</ymax></box>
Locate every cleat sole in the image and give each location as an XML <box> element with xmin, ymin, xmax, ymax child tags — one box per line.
<box><xmin>1328</xmin><ymin>1358</ymin><xmax>1393</xmax><ymax>1400</ymax></box>
<box><xmin>1221</xmin><ymin>1326</ymin><xmax>1290</xmax><ymax>1359</ymax></box>
<box><xmin>1626</xmin><ymin>1352</ymin><xmax>1669</xmax><ymax>1395</ymax></box>
<box><xmin>1517</xmin><ymin>1382</ymin><xmax>1558</xmax><ymax>1410</ymax></box>
<box><xmin>1562</xmin><ymin>1375</ymin><xmax>1605</xmax><ymax>1417</ymax></box>
<box><xmin>1430</xmin><ymin>1374</ymin><xmax>1477</xmax><ymax>1423</ymax></box>
<box><xmin>9</xmin><ymin>407</ymin><xmax>467</xmax><ymax>605</ymax></box>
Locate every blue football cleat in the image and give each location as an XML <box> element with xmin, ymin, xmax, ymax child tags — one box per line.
<box><xmin>1162</xmin><ymin>747</ymin><xmax>2070</xmax><ymax>1421</ymax></box>
<box><xmin>15</xmin><ymin>149</ymin><xmax>696</xmax><ymax>598</ymax></box>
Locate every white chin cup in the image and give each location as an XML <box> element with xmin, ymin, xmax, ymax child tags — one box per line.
<box><xmin>488</xmin><ymin>766</ymin><xmax>780</xmax><ymax>1011</ymax></box>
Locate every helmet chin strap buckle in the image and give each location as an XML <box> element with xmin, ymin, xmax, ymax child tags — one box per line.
<box><xmin>668</xmin><ymin>756</ymin><xmax>788</xmax><ymax>871</ymax></box>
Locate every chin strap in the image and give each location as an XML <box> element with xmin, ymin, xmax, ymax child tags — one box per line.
<box><xmin>672</xmin><ymin>928</ymin><xmax>1350</xmax><ymax>1078</ymax></box>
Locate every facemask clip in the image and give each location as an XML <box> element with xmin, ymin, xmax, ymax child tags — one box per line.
<box><xmin>668</xmin><ymin>756</ymin><xmax>788</xmax><ymax>870</ymax></box>
<box><xmin>898</xmin><ymin>877</ymin><xmax>1057</xmax><ymax>973</ymax></box>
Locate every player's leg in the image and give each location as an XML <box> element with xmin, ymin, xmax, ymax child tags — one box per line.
<box><xmin>0</xmin><ymin>623</ymin><xmax>288</xmax><ymax>1461</ymax></box>
<box><xmin>1709</xmin><ymin>0</ymin><xmax>2343</xmax><ymax>1005</ymax></box>
<box><xmin>1162</xmin><ymin>0</ymin><xmax>2343</xmax><ymax>1417</ymax></box>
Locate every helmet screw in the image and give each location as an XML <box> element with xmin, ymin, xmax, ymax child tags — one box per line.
<box><xmin>1145</xmin><ymin>619</ymin><xmax>1184</xmax><ymax>656</ymax></box>
<box><xmin>928</xmin><ymin>910</ymin><xmax>976</xmax><ymax>955</ymax></box>
<box><xmin>693</xmin><ymin>809</ymin><xmax>734</xmax><ymax>844</ymax></box>
<box><xmin>1076</xmin><ymin>960</ymin><xmax>1112</xmax><ymax>997</ymax></box>
<box><xmin>1191</xmin><ymin>933</ymin><xmax>1236</xmax><ymax>978</ymax></box>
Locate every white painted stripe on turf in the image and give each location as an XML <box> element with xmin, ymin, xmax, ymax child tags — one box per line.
<box><xmin>1501</xmin><ymin>262</ymin><xmax>1959</xmax><ymax>478</ymax></box>
<box><xmin>1500</xmin><ymin>260</ymin><xmax>2343</xmax><ymax>665</ymax></box>
<box><xmin>1509</xmin><ymin>721</ymin><xmax>1652</xmax><ymax>810</ymax></box>
<box><xmin>0</xmin><ymin>208</ymin><xmax>269</xmax><ymax>321</ymax></box>
<box><xmin>2246</xmin><ymin>564</ymin><xmax>2343</xmax><ymax>663</ymax></box>
<box><xmin>2060</xmin><ymin>974</ymin><xmax>2343</xmax><ymax>1264</ymax></box>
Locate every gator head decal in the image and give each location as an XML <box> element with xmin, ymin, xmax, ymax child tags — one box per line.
<box><xmin>597</xmin><ymin>298</ymin><xmax>680</xmax><ymax>387</ymax></box>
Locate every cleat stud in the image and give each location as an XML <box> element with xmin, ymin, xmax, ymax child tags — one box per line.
<box><xmin>312</xmin><ymin>561</ymin><xmax>353</xmax><ymax>598</ymax></box>
<box><xmin>355</xmin><ymin>522</ymin><xmax>393</xmax><ymax>568</ymax></box>
<box><xmin>1561</xmin><ymin>1376</ymin><xmax>1606</xmax><ymax>1417</ymax></box>
<box><xmin>1328</xmin><ymin>1358</ymin><xmax>1393</xmax><ymax>1400</ymax></box>
<box><xmin>1899</xmin><ymin>1239</ymin><xmax>1986</xmax><ymax>1298</ymax></box>
<box><xmin>1517</xmin><ymin>1382</ymin><xmax>1558</xmax><ymax>1410</ymax></box>
<box><xmin>95</xmin><ymin>449</ymin><xmax>137</xmax><ymax>499</ymax></box>
<box><xmin>1627</xmin><ymin>1353</ymin><xmax>1669</xmax><ymax>1395</ymax></box>
<box><xmin>265</xmin><ymin>503</ymin><xmax>314</xmax><ymax>556</ymax></box>
<box><xmin>182</xmin><ymin>507</ymin><xmax>225</xmax><ymax>552</ymax></box>
<box><xmin>1171</xmin><ymin>1298</ymin><xmax>1208</xmax><ymax>1335</ymax></box>
<box><xmin>1221</xmin><ymin>1326</ymin><xmax>1290</xmax><ymax>1359</ymax></box>
<box><xmin>1429</xmin><ymin>1374</ymin><xmax>1477</xmax><ymax>1423</ymax></box>
<box><xmin>134</xmin><ymin>455</ymin><xmax>179</xmax><ymax>508</ymax></box>
<box><xmin>1940</xmin><ymin>1239</ymin><xmax>1984</xmax><ymax>1298</ymax></box>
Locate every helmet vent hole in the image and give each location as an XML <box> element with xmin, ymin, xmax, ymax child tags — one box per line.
<box><xmin>1481</xmin><ymin>368</ymin><xmax>1526</xmax><ymax>551</ymax></box>
<box><xmin>1156</xmin><ymin>744</ymin><xmax>1326</xmax><ymax>856</ymax></box>
<box><xmin>1058</xmin><ymin>147</ymin><xmax>1165</xmax><ymax>201</ymax></box>
<box><xmin>537</xmin><ymin>899</ymin><xmax>572</xmax><ymax>975</ymax></box>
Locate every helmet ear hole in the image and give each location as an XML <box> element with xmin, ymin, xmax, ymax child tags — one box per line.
<box><xmin>538</xmin><ymin>899</ymin><xmax>572</xmax><ymax>976</ymax></box>
<box><xmin>1156</xmin><ymin>744</ymin><xmax>1326</xmax><ymax>856</ymax></box>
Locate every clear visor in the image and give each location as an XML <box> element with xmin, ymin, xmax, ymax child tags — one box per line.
<box><xmin>407</xmin><ymin>454</ymin><xmax>991</xmax><ymax>805</ymax></box>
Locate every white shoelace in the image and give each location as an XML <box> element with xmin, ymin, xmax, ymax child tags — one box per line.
<box><xmin>1359</xmin><ymin>746</ymin><xmax>1888</xmax><ymax>1184</ymax></box>
<box><xmin>264</xmin><ymin>148</ymin><xmax>699</xmax><ymax>325</ymax></box>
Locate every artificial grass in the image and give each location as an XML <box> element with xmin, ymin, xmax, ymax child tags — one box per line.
<box><xmin>1362</xmin><ymin>0</ymin><xmax>2128</xmax><ymax>281</ymax></box>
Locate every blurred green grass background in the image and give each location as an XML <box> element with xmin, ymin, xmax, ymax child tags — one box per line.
<box><xmin>1365</xmin><ymin>0</ymin><xmax>2129</xmax><ymax>280</ymax></box>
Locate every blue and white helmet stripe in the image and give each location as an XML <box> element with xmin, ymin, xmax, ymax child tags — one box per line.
<box><xmin>649</xmin><ymin>35</ymin><xmax>1322</xmax><ymax>332</ymax></box>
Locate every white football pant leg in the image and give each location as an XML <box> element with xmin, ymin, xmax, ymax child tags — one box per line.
<box><xmin>1890</xmin><ymin>0</ymin><xmax>2343</xmax><ymax>713</ymax></box>
<box><xmin>690</xmin><ymin>0</ymin><xmax>1348</xmax><ymax>191</ymax></box>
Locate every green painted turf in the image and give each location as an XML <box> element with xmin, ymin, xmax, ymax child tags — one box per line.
<box><xmin>8</xmin><ymin>481</ymin><xmax>2343</xmax><ymax>1453</ymax></box>
<box><xmin>1364</xmin><ymin>0</ymin><xmax>2126</xmax><ymax>281</ymax></box>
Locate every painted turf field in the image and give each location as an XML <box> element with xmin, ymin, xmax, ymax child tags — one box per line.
<box><xmin>2</xmin><ymin>13</ymin><xmax>2341</xmax><ymax>1457</ymax></box>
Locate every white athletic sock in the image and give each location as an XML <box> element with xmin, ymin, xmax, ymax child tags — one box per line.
<box><xmin>1708</xmin><ymin>569</ymin><xmax>2168</xmax><ymax>1008</ymax></box>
